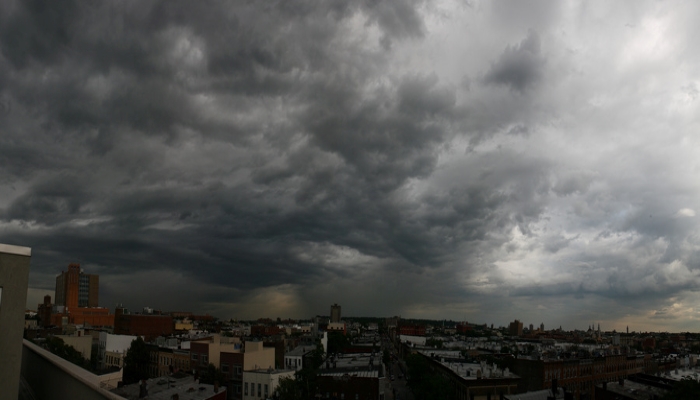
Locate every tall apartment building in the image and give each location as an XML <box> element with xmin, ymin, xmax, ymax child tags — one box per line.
<box><xmin>330</xmin><ymin>303</ymin><xmax>341</xmax><ymax>323</ymax></box>
<box><xmin>509</xmin><ymin>319</ymin><xmax>523</xmax><ymax>337</ymax></box>
<box><xmin>55</xmin><ymin>263</ymin><xmax>99</xmax><ymax>308</ymax></box>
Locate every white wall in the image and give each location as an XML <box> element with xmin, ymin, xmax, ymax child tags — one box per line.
<box><xmin>242</xmin><ymin>370</ymin><xmax>294</xmax><ymax>400</ymax></box>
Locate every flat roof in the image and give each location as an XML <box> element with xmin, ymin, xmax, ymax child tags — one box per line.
<box><xmin>318</xmin><ymin>370</ymin><xmax>379</xmax><ymax>378</ymax></box>
<box><xmin>286</xmin><ymin>345</ymin><xmax>317</xmax><ymax>357</ymax></box>
<box><xmin>320</xmin><ymin>353</ymin><xmax>379</xmax><ymax>372</ymax></box>
<box><xmin>417</xmin><ymin>351</ymin><xmax>519</xmax><ymax>381</ymax></box>
<box><xmin>112</xmin><ymin>376</ymin><xmax>224</xmax><ymax>400</ymax></box>
<box><xmin>0</xmin><ymin>243</ymin><xmax>31</xmax><ymax>257</ymax></box>
<box><xmin>596</xmin><ymin>379</ymin><xmax>668</xmax><ymax>400</ymax></box>
<box><xmin>245</xmin><ymin>368</ymin><xmax>296</xmax><ymax>375</ymax></box>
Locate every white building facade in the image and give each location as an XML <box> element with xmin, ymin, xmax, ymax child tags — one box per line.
<box><xmin>242</xmin><ymin>369</ymin><xmax>295</xmax><ymax>400</ymax></box>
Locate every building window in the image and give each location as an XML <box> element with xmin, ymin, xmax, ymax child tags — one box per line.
<box><xmin>244</xmin><ymin>382</ymin><xmax>248</xmax><ymax>395</ymax></box>
<box><xmin>258</xmin><ymin>383</ymin><xmax>261</xmax><ymax>396</ymax></box>
<box><xmin>191</xmin><ymin>354</ymin><xmax>198</xmax><ymax>362</ymax></box>
<box><xmin>265</xmin><ymin>384</ymin><xmax>268</xmax><ymax>397</ymax></box>
<box><xmin>222</xmin><ymin>363</ymin><xmax>229</xmax><ymax>373</ymax></box>
<box><xmin>201</xmin><ymin>354</ymin><xmax>208</xmax><ymax>365</ymax></box>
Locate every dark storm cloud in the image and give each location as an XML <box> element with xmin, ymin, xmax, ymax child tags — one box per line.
<box><xmin>0</xmin><ymin>0</ymin><xmax>456</xmax><ymax>315</ymax></box>
<box><xmin>4</xmin><ymin>0</ymin><xmax>700</xmax><ymax>328</ymax></box>
<box><xmin>483</xmin><ymin>30</ymin><xmax>546</xmax><ymax>93</ymax></box>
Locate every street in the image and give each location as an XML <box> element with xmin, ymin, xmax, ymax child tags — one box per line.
<box><xmin>383</xmin><ymin>335</ymin><xmax>413</xmax><ymax>400</ymax></box>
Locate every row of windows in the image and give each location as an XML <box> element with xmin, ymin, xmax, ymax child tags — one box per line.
<box><xmin>220</xmin><ymin>363</ymin><xmax>242</xmax><ymax>376</ymax></box>
<box><xmin>191</xmin><ymin>353</ymin><xmax>208</xmax><ymax>365</ymax></box>
<box><xmin>105</xmin><ymin>355</ymin><xmax>122</xmax><ymax>366</ymax></box>
<box><xmin>546</xmin><ymin>359</ymin><xmax>642</xmax><ymax>380</ymax></box>
<box><xmin>244</xmin><ymin>382</ymin><xmax>268</xmax><ymax>398</ymax></box>
<box><xmin>286</xmin><ymin>358</ymin><xmax>300</xmax><ymax>367</ymax></box>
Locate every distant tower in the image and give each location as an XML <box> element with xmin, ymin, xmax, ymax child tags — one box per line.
<box><xmin>540</xmin><ymin>322</ymin><xmax>544</xmax><ymax>332</ymax></box>
<box><xmin>37</xmin><ymin>295</ymin><xmax>53</xmax><ymax>327</ymax></box>
<box><xmin>627</xmin><ymin>326</ymin><xmax>629</xmax><ymax>334</ymax></box>
<box><xmin>598</xmin><ymin>323</ymin><xmax>600</xmax><ymax>332</ymax></box>
<box><xmin>508</xmin><ymin>319</ymin><xmax>523</xmax><ymax>336</ymax></box>
<box><xmin>529</xmin><ymin>323</ymin><xmax>534</xmax><ymax>332</ymax></box>
<box><xmin>55</xmin><ymin>263</ymin><xmax>99</xmax><ymax>308</ymax></box>
<box><xmin>330</xmin><ymin>303</ymin><xmax>341</xmax><ymax>323</ymax></box>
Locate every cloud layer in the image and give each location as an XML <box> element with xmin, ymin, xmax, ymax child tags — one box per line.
<box><xmin>3</xmin><ymin>0</ymin><xmax>700</xmax><ymax>331</ymax></box>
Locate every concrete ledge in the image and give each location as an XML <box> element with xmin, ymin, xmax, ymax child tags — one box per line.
<box><xmin>0</xmin><ymin>243</ymin><xmax>31</xmax><ymax>256</ymax></box>
<box><xmin>21</xmin><ymin>339</ymin><xmax>126</xmax><ymax>400</ymax></box>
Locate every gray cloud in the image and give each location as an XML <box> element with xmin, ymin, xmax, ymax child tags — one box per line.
<box><xmin>3</xmin><ymin>0</ymin><xmax>700</xmax><ymax>330</ymax></box>
<box><xmin>484</xmin><ymin>30</ymin><xmax>546</xmax><ymax>93</ymax></box>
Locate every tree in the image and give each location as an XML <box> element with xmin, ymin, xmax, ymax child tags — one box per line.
<box><xmin>123</xmin><ymin>337</ymin><xmax>150</xmax><ymax>384</ymax></box>
<box><xmin>307</xmin><ymin>343</ymin><xmax>325</xmax><ymax>370</ymax></box>
<box><xmin>199</xmin><ymin>363</ymin><xmax>225</xmax><ymax>386</ymax></box>
<box><xmin>277</xmin><ymin>376</ymin><xmax>302</xmax><ymax>400</ymax></box>
<box><xmin>327</xmin><ymin>332</ymin><xmax>350</xmax><ymax>354</ymax></box>
<box><xmin>405</xmin><ymin>354</ymin><xmax>454</xmax><ymax>400</ymax></box>
<box><xmin>44</xmin><ymin>337</ymin><xmax>90</xmax><ymax>370</ymax></box>
<box><xmin>278</xmin><ymin>342</ymin><xmax>325</xmax><ymax>399</ymax></box>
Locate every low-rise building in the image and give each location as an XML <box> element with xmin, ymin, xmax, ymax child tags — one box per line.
<box><xmin>415</xmin><ymin>350</ymin><xmax>521</xmax><ymax>400</ymax></box>
<box><xmin>114</xmin><ymin>307</ymin><xmax>173</xmax><ymax>341</ymax></box>
<box><xmin>216</xmin><ymin>340</ymin><xmax>276</xmax><ymax>400</ymax></box>
<box><xmin>111</xmin><ymin>373</ymin><xmax>226</xmax><ymax>400</ymax></box>
<box><xmin>55</xmin><ymin>333</ymin><xmax>93</xmax><ymax>361</ymax></box>
<box><xmin>99</xmin><ymin>332</ymin><xmax>138</xmax><ymax>370</ymax></box>
<box><xmin>190</xmin><ymin>334</ymin><xmax>240</xmax><ymax>373</ymax></box>
<box><xmin>318</xmin><ymin>352</ymin><xmax>384</xmax><ymax>400</ymax></box>
<box><xmin>242</xmin><ymin>368</ymin><xmax>295</xmax><ymax>400</ymax></box>
<box><xmin>284</xmin><ymin>345</ymin><xmax>317</xmax><ymax>371</ymax></box>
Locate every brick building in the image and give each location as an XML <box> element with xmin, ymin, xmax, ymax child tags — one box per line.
<box><xmin>55</xmin><ymin>263</ymin><xmax>99</xmax><ymax>308</ymax></box>
<box><xmin>37</xmin><ymin>295</ymin><xmax>53</xmax><ymax>327</ymax></box>
<box><xmin>251</xmin><ymin>325</ymin><xmax>283</xmax><ymax>337</ymax></box>
<box><xmin>398</xmin><ymin>324</ymin><xmax>426</xmax><ymax>336</ymax></box>
<box><xmin>219</xmin><ymin>341</ymin><xmax>276</xmax><ymax>400</ymax></box>
<box><xmin>508</xmin><ymin>354</ymin><xmax>649</xmax><ymax>399</ymax></box>
<box><xmin>114</xmin><ymin>307</ymin><xmax>173</xmax><ymax>341</ymax></box>
<box><xmin>457</xmin><ymin>322</ymin><xmax>472</xmax><ymax>334</ymax></box>
<box><xmin>508</xmin><ymin>320</ymin><xmax>523</xmax><ymax>337</ymax></box>
<box><xmin>50</xmin><ymin>306</ymin><xmax>114</xmax><ymax>328</ymax></box>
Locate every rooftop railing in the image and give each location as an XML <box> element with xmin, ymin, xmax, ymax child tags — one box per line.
<box><xmin>21</xmin><ymin>339</ymin><xmax>126</xmax><ymax>400</ymax></box>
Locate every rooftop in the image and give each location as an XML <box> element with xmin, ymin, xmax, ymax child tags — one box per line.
<box><xmin>321</xmin><ymin>353</ymin><xmax>378</xmax><ymax>369</ymax></box>
<box><xmin>596</xmin><ymin>379</ymin><xmax>668</xmax><ymax>400</ymax></box>
<box><xmin>504</xmin><ymin>388</ymin><xmax>564</xmax><ymax>400</ymax></box>
<box><xmin>318</xmin><ymin>370</ymin><xmax>379</xmax><ymax>378</ymax></box>
<box><xmin>245</xmin><ymin>368</ymin><xmax>296</xmax><ymax>376</ymax></box>
<box><xmin>110</xmin><ymin>375</ymin><xmax>224</xmax><ymax>400</ymax></box>
<box><xmin>418</xmin><ymin>350</ymin><xmax>518</xmax><ymax>381</ymax></box>
<box><xmin>0</xmin><ymin>242</ymin><xmax>31</xmax><ymax>256</ymax></box>
<box><xmin>286</xmin><ymin>345</ymin><xmax>317</xmax><ymax>357</ymax></box>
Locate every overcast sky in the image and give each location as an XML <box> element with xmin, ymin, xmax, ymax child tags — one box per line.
<box><xmin>3</xmin><ymin>0</ymin><xmax>700</xmax><ymax>331</ymax></box>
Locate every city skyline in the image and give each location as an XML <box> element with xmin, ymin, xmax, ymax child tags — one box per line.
<box><xmin>4</xmin><ymin>1</ymin><xmax>700</xmax><ymax>332</ymax></box>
